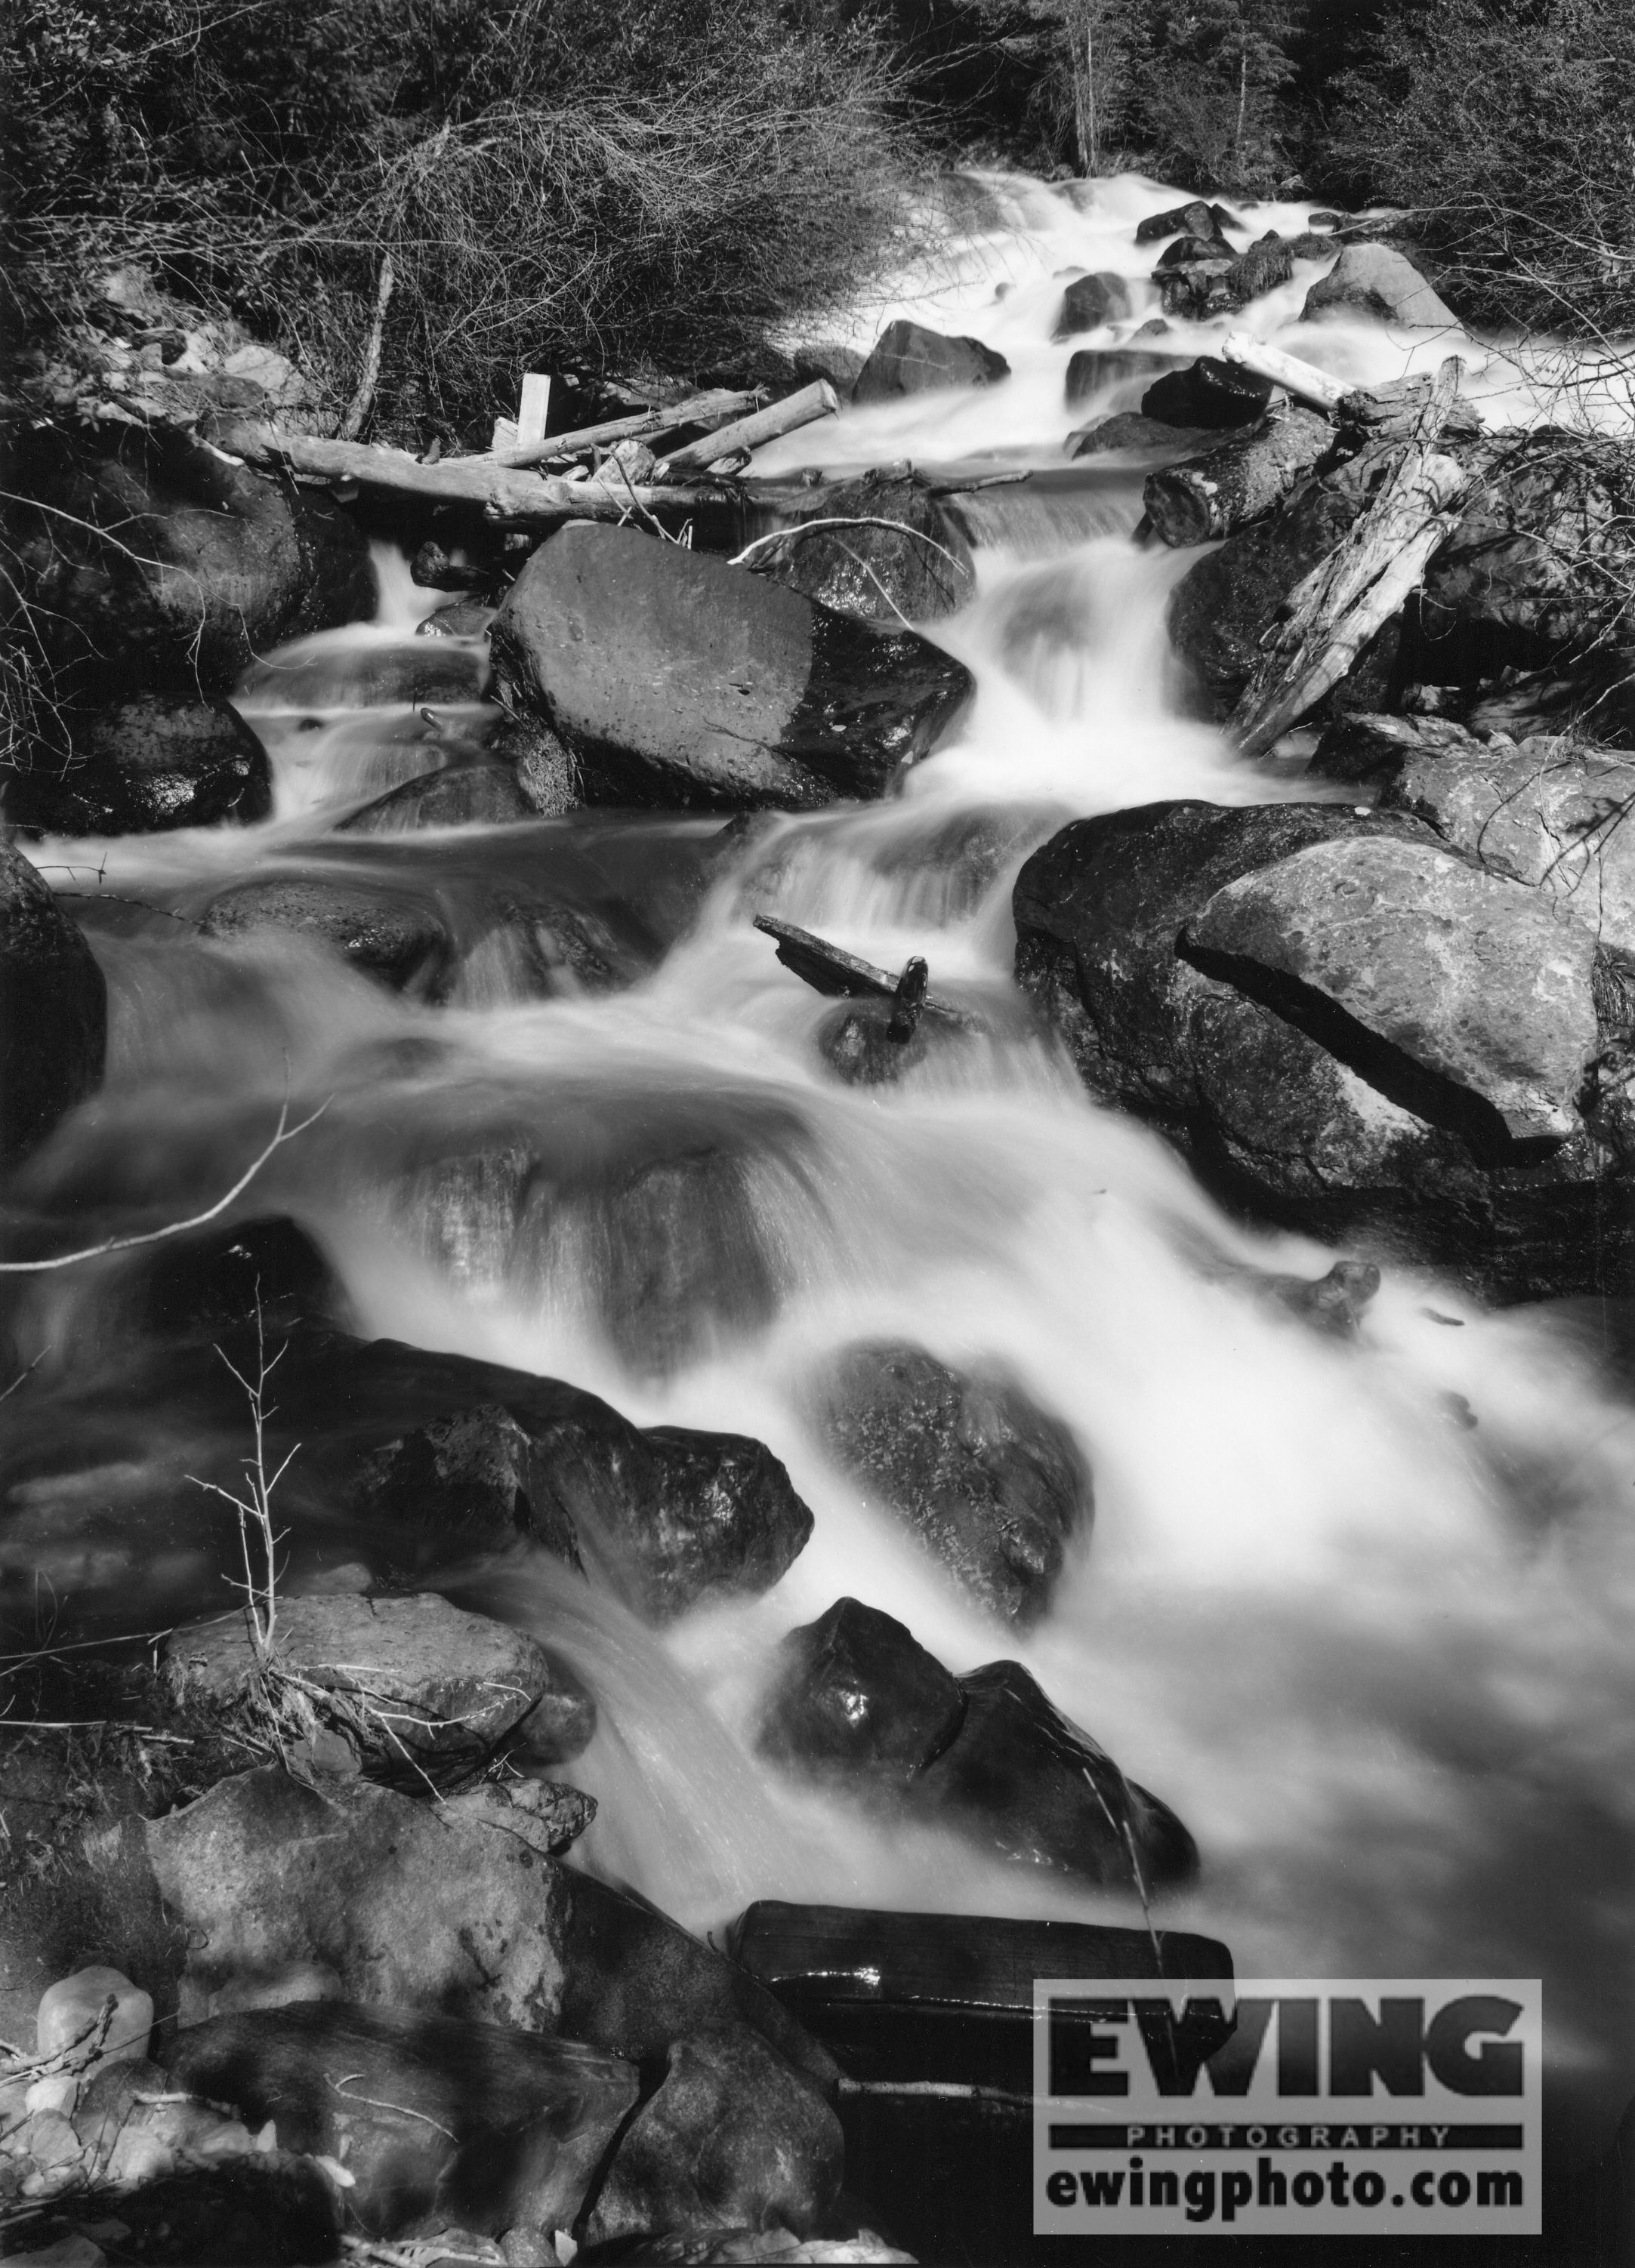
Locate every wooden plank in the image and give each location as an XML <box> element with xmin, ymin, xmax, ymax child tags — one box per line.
<box><xmin>516</xmin><ymin>371</ymin><xmax>552</xmax><ymax>448</ymax></box>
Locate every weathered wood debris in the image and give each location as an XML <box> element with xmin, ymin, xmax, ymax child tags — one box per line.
<box><xmin>752</xmin><ymin>914</ymin><xmax>974</xmax><ymax>1030</ymax></box>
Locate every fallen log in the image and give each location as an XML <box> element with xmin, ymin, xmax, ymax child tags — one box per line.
<box><xmin>752</xmin><ymin>914</ymin><xmax>973</xmax><ymax>1027</ymax></box>
<box><xmin>217</xmin><ymin>422</ymin><xmax>733</xmax><ymax>525</ymax></box>
<box><xmin>654</xmin><ymin>381</ymin><xmax>839</xmax><ymax>480</ymax></box>
<box><xmin>1219</xmin><ymin>330</ymin><xmax>1350</xmax><ymax>411</ymax></box>
<box><xmin>1230</xmin><ymin>357</ymin><xmax>1471</xmax><ymax>756</ymax></box>
<box><xmin>488</xmin><ymin>387</ymin><xmax>762</xmax><ymax>470</ymax></box>
<box><xmin>1143</xmin><ymin>405</ymin><xmax>1334</xmax><ymax>546</ymax></box>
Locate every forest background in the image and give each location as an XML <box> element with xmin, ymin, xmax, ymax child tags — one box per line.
<box><xmin>2</xmin><ymin>0</ymin><xmax>1631</xmax><ymax>444</ymax></box>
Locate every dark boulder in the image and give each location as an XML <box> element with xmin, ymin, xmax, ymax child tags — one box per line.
<box><xmin>197</xmin><ymin>876</ymin><xmax>452</xmax><ymax>993</ymax></box>
<box><xmin>165</xmin><ymin>2001</ymin><xmax>637</xmax><ymax>2240</ymax></box>
<box><xmin>122</xmin><ymin>1214</ymin><xmax>341</xmax><ymax>1342</ymax></box>
<box><xmin>1303</xmin><ymin>242</ymin><xmax>1458</xmax><ymax>329</ymax></box>
<box><xmin>1307</xmin><ymin>710</ymin><xmax>1491</xmax><ymax>787</ymax></box>
<box><xmin>1052</xmin><ymin>272</ymin><xmax>1133</xmax><ymax>339</ymax></box>
<box><xmin>1013</xmin><ymin>800</ymin><xmax>1634</xmax><ymax>1299</ymax></box>
<box><xmin>1064</xmin><ymin>347</ymin><xmax>1186</xmax><ymax>407</ymax></box>
<box><xmin>810</xmin><ymin>1341</ymin><xmax>1090</xmax><ymax>1625</ymax></box>
<box><xmin>0</xmin><ymin>837</ymin><xmax>106</xmax><ymax>1167</ymax></box>
<box><xmin>1068</xmin><ymin>413</ymin><xmax>1214</xmax><ymax>458</ymax></box>
<box><xmin>286</xmin><ymin>1331</ymin><xmax>815</xmax><ymax>1625</ymax></box>
<box><xmin>850</xmin><ymin>320</ymin><xmax>1010</xmax><ymax>405</ymax></box>
<box><xmin>1166</xmin><ymin>453</ymin><xmax>1378</xmax><ymax>718</ymax></box>
<box><xmin>490</xmin><ymin>523</ymin><xmax>972</xmax><ymax>812</ymax></box>
<box><xmin>585</xmin><ymin>2022</ymin><xmax>843</xmax><ymax>2250</ymax></box>
<box><xmin>1134</xmin><ymin>200</ymin><xmax>1239</xmax><ymax>246</ymax></box>
<box><xmin>1155</xmin><ymin>232</ymin><xmax>1229</xmax><ymax>272</ymax></box>
<box><xmin>2</xmin><ymin>424</ymin><xmax>372</xmax><ymax>701</ymax></box>
<box><xmin>339</xmin><ymin>760</ymin><xmax>534</xmax><ymax>834</ymax></box>
<box><xmin>916</xmin><ymin>1660</ymin><xmax>1198</xmax><ymax>1890</ymax></box>
<box><xmin>417</xmin><ymin>596</ymin><xmax>496</xmax><ymax>636</ymax></box>
<box><xmin>757</xmin><ymin>1598</ymin><xmax>964</xmax><ymax>1785</ymax></box>
<box><xmin>1141</xmin><ymin>357</ymin><xmax>1275</xmax><ymax>432</ymax></box>
<box><xmin>748</xmin><ymin>470</ymin><xmax>975</xmax><ymax>627</ymax></box>
<box><xmin>0</xmin><ymin>695</ymin><xmax>270</xmax><ymax>837</ymax></box>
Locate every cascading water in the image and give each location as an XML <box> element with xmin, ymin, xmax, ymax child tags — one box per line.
<box><xmin>6</xmin><ymin>170</ymin><xmax>1633</xmax><ymax>2205</ymax></box>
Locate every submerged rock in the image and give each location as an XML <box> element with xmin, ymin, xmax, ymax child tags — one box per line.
<box><xmin>586</xmin><ymin>2021</ymin><xmax>843</xmax><ymax>2251</ymax></box>
<box><xmin>1302</xmin><ymin>242</ymin><xmax>1458</xmax><ymax>329</ymax></box>
<box><xmin>810</xmin><ymin>1341</ymin><xmax>1090</xmax><ymax>1624</ymax></box>
<box><xmin>197</xmin><ymin>877</ymin><xmax>452</xmax><ymax>993</ymax></box>
<box><xmin>748</xmin><ymin>470</ymin><xmax>975</xmax><ymax>626</ymax></box>
<box><xmin>1052</xmin><ymin>272</ymin><xmax>1133</xmax><ymax>339</ymax></box>
<box><xmin>491</xmin><ymin>522</ymin><xmax>972</xmax><ymax>811</ymax></box>
<box><xmin>0</xmin><ymin>696</ymin><xmax>270</xmax><ymax>837</ymax></box>
<box><xmin>1013</xmin><ymin>799</ymin><xmax>1634</xmax><ymax>1299</ymax></box>
<box><xmin>850</xmin><ymin>320</ymin><xmax>1010</xmax><ymax>404</ymax></box>
<box><xmin>339</xmin><ymin>760</ymin><xmax>533</xmax><ymax>834</ymax></box>
<box><xmin>758</xmin><ymin>1602</ymin><xmax>1196</xmax><ymax>1893</ymax></box>
<box><xmin>0</xmin><ymin>838</ymin><xmax>106</xmax><ymax>1168</ymax></box>
<box><xmin>1068</xmin><ymin>412</ymin><xmax>1214</xmax><ymax>458</ymax></box>
<box><xmin>1135</xmin><ymin>199</ymin><xmax>1239</xmax><ymax>246</ymax></box>
<box><xmin>165</xmin><ymin>2001</ymin><xmax>637</xmax><ymax>2240</ymax></box>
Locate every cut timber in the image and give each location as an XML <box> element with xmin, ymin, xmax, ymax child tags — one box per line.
<box><xmin>1219</xmin><ymin>330</ymin><xmax>1350</xmax><ymax>411</ymax></box>
<box><xmin>517</xmin><ymin>371</ymin><xmax>552</xmax><ymax>448</ymax></box>
<box><xmin>655</xmin><ymin>381</ymin><xmax>839</xmax><ymax>479</ymax></box>
<box><xmin>1144</xmin><ymin>405</ymin><xmax>1334</xmax><ymax>546</ymax></box>
<box><xmin>752</xmin><ymin>915</ymin><xmax>973</xmax><ymax>1027</ymax></box>
<box><xmin>490</xmin><ymin>387</ymin><xmax>762</xmax><ymax>470</ymax></box>
<box><xmin>1230</xmin><ymin>357</ymin><xmax>1471</xmax><ymax>757</ymax></box>
<box><xmin>219</xmin><ymin>423</ymin><xmax>733</xmax><ymax>525</ymax></box>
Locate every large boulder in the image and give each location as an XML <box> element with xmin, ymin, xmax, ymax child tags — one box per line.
<box><xmin>850</xmin><ymin>320</ymin><xmax>1010</xmax><ymax>405</ymax></box>
<box><xmin>489</xmin><ymin>523</ymin><xmax>972</xmax><ymax>811</ymax></box>
<box><xmin>0</xmin><ymin>837</ymin><xmax>106</xmax><ymax>1167</ymax></box>
<box><xmin>0</xmin><ymin>695</ymin><xmax>270</xmax><ymax>837</ymax></box>
<box><xmin>758</xmin><ymin>1601</ymin><xmax>1197</xmax><ymax>1894</ymax></box>
<box><xmin>585</xmin><ymin>2022</ymin><xmax>843</xmax><ymax>2250</ymax></box>
<box><xmin>808</xmin><ymin>1342</ymin><xmax>1090</xmax><ymax>1625</ymax></box>
<box><xmin>165</xmin><ymin>2001</ymin><xmax>637</xmax><ymax>2240</ymax></box>
<box><xmin>2</xmin><ymin>426</ymin><xmax>372</xmax><ymax>701</ymax></box>
<box><xmin>164</xmin><ymin>1591</ymin><xmax>594</xmax><ymax>1772</ymax></box>
<box><xmin>143</xmin><ymin>1766</ymin><xmax>836</xmax><ymax>2084</ymax></box>
<box><xmin>1013</xmin><ymin>801</ymin><xmax>1635</xmax><ymax>1298</ymax></box>
<box><xmin>1303</xmin><ymin>242</ymin><xmax>1458</xmax><ymax>330</ymax></box>
<box><xmin>748</xmin><ymin>470</ymin><xmax>975</xmax><ymax>626</ymax></box>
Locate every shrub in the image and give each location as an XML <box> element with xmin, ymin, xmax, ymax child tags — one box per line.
<box><xmin>1327</xmin><ymin>0</ymin><xmax>1635</xmax><ymax>337</ymax></box>
<box><xmin>0</xmin><ymin>0</ymin><xmax>923</xmax><ymax>438</ymax></box>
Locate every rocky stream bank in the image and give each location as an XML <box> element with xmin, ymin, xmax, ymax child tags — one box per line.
<box><xmin>2</xmin><ymin>176</ymin><xmax>1634</xmax><ymax>2265</ymax></box>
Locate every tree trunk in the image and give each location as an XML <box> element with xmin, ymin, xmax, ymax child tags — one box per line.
<box><xmin>1143</xmin><ymin>406</ymin><xmax>1334</xmax><ymax>546</ymax></box>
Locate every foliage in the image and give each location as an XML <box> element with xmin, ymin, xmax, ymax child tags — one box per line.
<box><xmin>1326</xmin><ymin>0</ymin><xmax>1635</xmax><ymax>337</ymax></box>
<box><xmin>0</xmin><ymin>0</ymin><xmax>923</xmax><ymax>438</ymax></box>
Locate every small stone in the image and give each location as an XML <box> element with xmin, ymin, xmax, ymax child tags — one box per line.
<box><xmin>20</xmin><ymin>2107</ymin><xmax>82</xmax><ymax>2168</ymax></box>
<box><xmin>37</xmin><ymin>1968</ymin><xmax>153</xmax><ymax>2070</ymax></box>
<box><xmin>25</xmin><ymin>2073</ymin><xmax>79</xmax><ymax>2115</ymax></box>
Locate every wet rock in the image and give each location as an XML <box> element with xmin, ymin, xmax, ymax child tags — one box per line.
<box><xmin>0</xmin><ymin>697</ymin><xmax>270</xmax><ymax>837</ymax></box>
<box><xmin>1307</xmin><ymin>710</ymin><xmax>1494</xmax><ymax>786</ymax></box>
<box><xmin>2</xmin><ymin>425</ymin><xmax>372</xmax><ymax>701</ymax></box>
<box><xmin>165</xmin><ymin>2001</ymin><xmax>637</xmax><ymax>2240</ymax></box>
<box><xmin>1183</xmin><ymin>833</ymin><xmax>1600</xmax><ymax>1145</ymax></box>
<box><xmin>1067</xmin><ymin>412</ymin><xmax>1214</xmax><ymax>458</ymax></box>
<box><xmin>1134</xmin><ymin>199</ymin><xmax>1239</xmax><ymax>246</ymax></box>
<box><xmin>810</xmin><ymin>1342</ymin><xmax>1090</xmax><ymax>1625</ymax></box>
<box><xmin>164</xmin><ymin>1591</ymin><xmax>587</xmax><ymax>1769</ymax></box>
<box><xmin>1141</xmin><ymin>357</ymin><xmax>1276</xmax><ymax>432</ymax></box>
<box><xmin>1302</xmin><ymin>242</ymin><xmax>1458</xmax><ymax>329</ymax></box>
<box><xmin>757</xmin><ymin>1598</ymin><xmax>964</xmax><ymax>1785</ymax></box>
<box><xmin>490</xmin><ymin>523</ymin><xmax>972</xmax><ymax>812</ymax></box>
<box><xmin>0</xmin><ymin>839</ymin><xmax>106</xmax><ymax>1168</ymax></box>
<box><xmin>1013</xmin><ymin>800</ymin><xmax>1634</xmax><ymax>1299</ymax></box>
<box><xmin>1064</xmin><ymin>347</ymin><xmax>1186</xmax><ymax>407</ymax></box>
<box><xmin>816</xmin><ymin>1000</ymin><xmax>930</xmax><ymax>1086</ymax></box>
<box><xmin>121</xmin><ymin>1216</ymin><xmax>342</xmax><ymax>1345</ymax></box>
<box><xmin>37</xmin><ymin>1967</ymin><xmax>152</xmax><ymax>2068</ymax></box>
<box><xmin>1052</xmin><ymin>273</ymin><xmax>1132</xmax><ymax>339</ymax></box>
<box><xmin>418</xmin><ymin>597</ymin><xmax>497</xmax><ymax>636</ymax></box>
<box><xmin>793</xmin><ymin>342</ymin><xmax>868</xmax><ymax>395</ymax></box>
<box><xmin>850</xmin><ymin>321</ymin><xmax>1010</xmax><ymax>405</ymax></box>
<box><xmin>278</xmin><ymin>1333</ymin><xmax>813</xmax><ymax>1626</ymax></box>
<box><xmin>233</xmin><ymin>637</ymin><xmax>487</xmax><ymax>713</ymax></box>
<box><xmin>918</xmin><ymin>1660</ymin><xmax>1198</xmax><ymax>1890</ymax></box>
<box><xmin>340</xmin><ymin>762</ymin><xmax>533</xmax><ymax>834</ymax></box>
<box><xmin>1422</xmin><ymin>435</ymin><xmax>1635</xmax><ymax>658</ymax></box>
<box><xmin>412</xmin><ymin>540</ymin><xmax>498</xmax><ymax>593</ymax></box>
<box><xmin>748</xmin><ymin>470</ymin><xmax>975</xmax><ymax>626</ymax></box>
<box><xmin>493</xmin><ymin>712</ymin><xmax>582</xmax><ymax>817</ymax></box>
<box><xmin>1166</xmin><ymin>455</ymin><xmax>1377</xmax><ymax>718</ymax></box>
<box><xmin>197</xmin><ymin>877</ymin><xmax>452</xmax><ymax>993</ymax></box>
<box><xmin>585</xmin><ymin>2023</ymin><xmax>843</xmax><ymax>2251</ymax></box>
<box><xmin>1262</xmin><ymin>1258</ymin><xmax>1382</xmax><ymax>1334</ymax></box>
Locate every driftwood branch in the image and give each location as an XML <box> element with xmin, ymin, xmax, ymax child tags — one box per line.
<box><xmin>486</xmin><ymin>387</ymin><xmax>762</xmax><ymax>470</ymax></box>
<box><xmin>1230</xmin><ymin>357</ymin><xmax>1472</xmax><ymax>756</ymax></box>
<box><xmin>752</xmin><ymin>914</ymin><xmax>973</xmax><ymax>1026</ymax></box>
<box><xmin>1219</xmin><ymin>329</ymin><xmax>1350</xmax><ymax>411</ymax></box>
<box><xmin>653</xmin><ymin>381</ymin><xmax>839</xmax><ymax>479</ymax></box>
<box><xmin>338</xmin><ymin>255</ymin><xmax>396</xmax><ymax>443</ymax></box>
